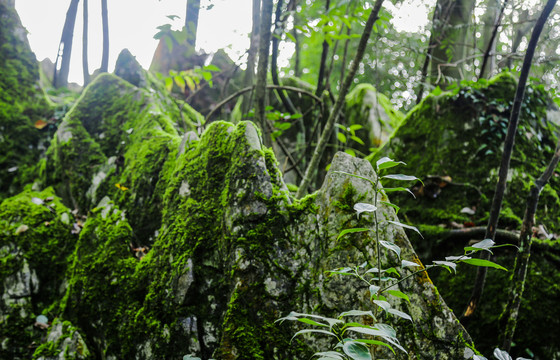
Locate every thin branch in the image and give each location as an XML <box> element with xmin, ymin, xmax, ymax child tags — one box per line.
<box><xmin>479</xmin><ymin>0</ymin><xmax>509</xmax><ymax>79</ymax></box>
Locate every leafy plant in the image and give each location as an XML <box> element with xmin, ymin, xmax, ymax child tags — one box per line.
<box><xmin>279</xmin><ymin>157</ymin><xmax>509</xmax><ymax>359</ymax></box>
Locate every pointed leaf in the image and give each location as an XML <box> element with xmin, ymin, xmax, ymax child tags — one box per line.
<box><xmin>339</xmin><ymin>310</ymin><xmax>375</xmax><ymax>320</ymax></box>
<box><xmin>460</xmin><ymin>258</ymin><xmax>507</xmax><ymax>271</ymax></box>
<box><xmin>292</xmin><ymin>329</ymin><xmax>337</xmax><ymax>342</ymax></box>
<box><xmin>337</xmin><ymin>228</ymin><xmax>371</xmax><ymax>240</ymax></box>
<box><xmin>382</xmin><ymin>174</ymin><xmax>420</xmax><ymax>182</ymax></box>
<box><xmin>387</xmin><ymin>220</ymin><xmax>424</xmax><ymax>238</ymax></box>
<box><xmin>354</xmin><ymin>203</ymin><xmax>377</xmax><ymax>217</ymax></box>
<box><xmin>387</xmin><ymin>308</ymin><xmax>412</xmax><ymax>321</ymax></box>
<box><xmin>312</xmin><ymin>351</ymin><xmax>345</xmax><ymax>360</ymax></box>
<box><xmin>369</xmin><ymin>284</ymin><xmax>380</xmax><ymax>299</ymax></box>
<box><xmin>379</xmin><ymin>201</ymin><xmax>400</xmax><ymax>214</ymax></box>
<box><xmin>297</xmin><ymin>318</ymin><xmax>329</xmax><ymax>327</ymax></box>
<box><xmin>386</xmin><ymin>289</ymin><xmax>410</xmax><ymax>303</ymax></box>
<box><xmin>379</xmin><ymin>240</ymin><xmax>401</xmax><ymax>258</ymax></box>
<box><xmin>432</xmin><ymin>260</ymin><xmax>457</xmax><ymax>273</ymax></box>
<box><xmin>354</xmin><ymin>339</ymin><xmax>395</xmax><ymax>354</ymax></box>
<box><xmin>373</xmin><ymin>300</ymin><xmax>391</xmax><ymax>312</ymax></box>
<box><xmin>382</xmin><ymin>187</ymin><xmax>416</xmax><ymax>198</ymax></box>
<box><xmin>401</xmin><ymin>259</ymin><xmax>421</xmax><ymax>268</ymax></box>
<box><xmin>464</xmin><ymin>238</ymin><xmax>495</xmax><ymax>253</ymax></box>
<box><xmin>337</xmin><ymin>132</ymin><xmax>347</xmax><ymax>144</ymax></box>
<box><xmin>445</xmin><ymin>255</ymin><xmax>471</xmax><ymax>261</ymax></box>
<box><xmin>376</xmin><ymin>157</ymin><xmax>406</xmax><ymax>170</ymax></box>
<box><xmin>343</xmin><ymin>341</ymin><xmax>372</xmax><ymax>360</ymax></box>
<box><xmin>493</xmin><ymin>348</ymin><xmax>512</xmax><ymax>360</ymax></box>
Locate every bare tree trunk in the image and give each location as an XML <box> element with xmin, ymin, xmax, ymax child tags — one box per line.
<box><xmin>462</xmin><ymin>0</ymin><xmax>557</xmax><ymax>321</ymax></box>
<box><xmin>500</xmin><ymin>138</ymin><xmax>560</xmax><ymax>352</ymax></box>
<box><xmin>100</xmin><ymin>0</ymin><xmax>109</xmax><ymax>73</ymax></box>
<box><xmin>53</xmin><ymin>0</ymin><xmax>80</xmax><ymax>88</ymax></box>
<box><xmin>315</xmin><ymin>0</ymin><xmax>331</xmax><ymax>96</ymax></box>
<box><xmin>271</xmin><ymin>0</ymin><xmax>296</xmax><ymax>114</ymax></box>
<box><xmin>242</xmin><ymin>0</ymin><xmax>261</xmax><ymax>114</ymax></box>
<box><xmin>479</xmin><ymin>0</ymin><xmax>508</xmax><ymax>79</ymax></box>
<box><xmin>296</xmin><ymin>0</ymin><xmax>385</xmax><ymax>199</ymax></box>
<box><xmin>429</xmin><ymin>0</ymin><xmax>476</xmax><ymax>87</ymax></box>
<box><xmin>185</xmin><ymin>0</ymin><xmax>201</xmax><ymax>48</ymax></box>
<box><xmin>82</xmin><ymin>0</ymin><xmax>90</xmax><ymax>86</ymax></box>
<box><xmin>254</xmin><ymin>0</ymin><xmax>273</xmax><ymax>146</ymax></box>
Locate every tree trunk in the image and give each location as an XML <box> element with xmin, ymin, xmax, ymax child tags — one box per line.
<box><xmin>429</xmin><ymin>0</ymin><xmax>476</xmax><ymax>87</ymax></box>
<box><xmin>100</xmin><ymin>0</ymin><xmax>109</xmax><ymax>73</ymax></box>
<box><xmin>479</xmin><ymin>0</ymin><xmax>507</xmax><ymax>79</ymax></box>
<box><xmin>82</xmin><ymin>0</ymin><xmax>90</xmax><ymax>86</ymax></box>
<box><xmin>254</xmin><ymin>0</ymin><xmax>273</xmax><ymax>146</ymax></box>
<box><xmin>53</xmin><ymin>0</ymin><xmax>80</xmax><ymax>88</ymax></box>
<box><xmin>185</xmin><ymin>0</ymin><xmax>201</xmax><ymax>48</ymax></box>
<box><xmin>242</xmin><ymin>0</ymin><xmax>261</xmax><ymax>114</ymax></box>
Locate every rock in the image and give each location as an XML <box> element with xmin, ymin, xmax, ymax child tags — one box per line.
<box><xmin>33</xmin><ymin>318</ymin><xmax>90</xmax><ymax>359</ymax></box>
<box><xmin>114</xmin><ymin>48</ymin><xmax>147</xmax><ymax>87</ymax></box>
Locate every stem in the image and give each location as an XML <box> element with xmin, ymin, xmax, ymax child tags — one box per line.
<box><xmin>374</xmin><ymin>176</ymin><xmax>381</xmax><ymax>287</ymax></box>
<box><xmin>478</xmin><ymin>0</ymin><xmax>509</xmax><ymax>79</ymax></box>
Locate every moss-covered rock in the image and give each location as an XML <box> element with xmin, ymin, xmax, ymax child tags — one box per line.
<box><xmin>0</xmin><ymin>0</ymin><xmax>52</xmax><ymax>200</ymax></box>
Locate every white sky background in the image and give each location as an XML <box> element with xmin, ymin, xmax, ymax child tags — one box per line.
<box><xmin>15</xmin><ymin>0</ymin><xmax>430</xmax><ymax>86</ymax></box>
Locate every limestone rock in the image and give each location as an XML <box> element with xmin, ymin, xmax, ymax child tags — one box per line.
<box><xmin>114</xmin><ymin>48</ymin><xmax>147</xmax><ymax>88</ymax></box>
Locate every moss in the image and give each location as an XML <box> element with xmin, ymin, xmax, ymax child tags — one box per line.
<box><xmin>0</xmin><ymin>1</ymin><xmax>53</xmax><ymax>200</ymax></box>
<box><xmin>32</xmin><ymin>318</ymin><xmax>91</xmax><ymax>359</ymax></box>
<box><xmin>0</xmin><ymin>187</ymin><xmax>75</xmax><ymax>359</ymax></box>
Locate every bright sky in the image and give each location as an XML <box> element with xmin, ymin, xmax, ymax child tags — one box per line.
<box><xmin>15</xmin><ymin>0</ymin><xmax>430</xmax><ymax>86</ymax></box>
<box><xmin>15</xmin><ymin>0</ymin><xmax>253</xmax><ymax>85</ymax></box>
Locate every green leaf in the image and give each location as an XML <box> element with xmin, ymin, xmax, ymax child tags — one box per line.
<box><xmin>401</xmin><ymin>260</ymin><xmax>420</xmax><ymax>269</ymax></box>
<box><xmin>464</xmin><ymin>238</ymin><xmax>495</xmax><ymax>253</ymax></box>
<box><xmin>295</xmin><ymin>317</ymin><xmax>328</xmax><ymax>327</ymax></box>
<box><xmin>349</xmin><ymin>124</ymin><xmax>363</xmax><ymax>131</ymax></box>
<box><xmin>337</xmin><ymin>132</ymin><xmax>347</xmax><ymax>143</ymax></box>
<box><xmin>369</xmin><ymin>284</ymin><xmax>380</xmax><ymax>299</ymax></box>
<box><xmin>373</xmin><ymin>300</ymin><xmax>391</xmax><ymax>311</ymax></box>
<box><xmin>376</xmin><ymin>157</ymin><xmax>406</xmax><ymax>170</ymax></box>
<box><xmin>381</xmin><ymin>187</ymin><xmax>416</xmax><ymax>198</ymax></box>
<box><xmin>343</xmin><ymin>341</ymin><xmax>372</xmax><ymax>360</ymax></box>
<box><xmin>312</xmin><ymin>351</ymin><xmax>345</xmax><ymax>360</ymax></box>
<box><xmin>203</xmin><ymin>64</ymin><xmax>221</xmax><ymax>72</ymax></box>
<box><xmin>164</xmin><ymin>77</ymin><xmax>173</xmax><ymax>92</ymax></box>
<box><xmin>379</xmin><ymin>201</ymin><xmax>399</xmax><ymax>214</ymax></box>
<box><xmin>388</xmin><ymin>308</ymin><xmax>412</xmax><ymax>321</ymax></box>
<box><xmin>338</xmin><ymin>310</ymin><xmax>375</xmax><ymax>320</ymax></box>
<box><xmin>285</xmin><ymin>32</ymin><xmax>296</xmax><ymax>43</ymax></box>
<box><xmin>174</xmin><ymin>75</ymin><xmax>186</xmax><ymax>92</ymax></box>
<box><xmin>386</xmin><ymin>289</ymin><xmax>410</xmax><ymax>303</ymax></box>
<box><xmin>460</xmin><ymin>258</ymin><xmax>507</xmax><ymax>271</ymax></box>
<box><xmin>345</xmin><ymin>149</ymin><xmax>356</xmax><ymax>157</ymax></box>
<box><xmin>379</xmin><ymin>241</ymin><xmax>401</xmax><ymax>258</ymax></box>
<box><xmin>337</xmin><ymin>228</ymin><xmax>371</xmax><ymax>240</ymax></box>
<box><xmin>354</xmin><ymin>203</ymin><xmax>377</xmax><ymax>217</ymax></box>
<box><xmin>383</xmin><ymin>267</ymin><xmax>400</xmax><ymax>277</ymax></box>
<box><xmin>354</xmin><ymin>339</ymin><xmax>395</xmax><ymax>354</ymax></box>
<box><xmin>382</xmin><ymin>174</ymin><xmax>420</xmax><ymax>182</ymax></box>
<box><xmin>291</xmin><ymin>329</ymin><xmax>337</xmax><ymax>342</ymax></box>
<box><xmin>350</xmin><ymin>135</ymin><xmax>365</xmax><ymax>145</ymax></box>
<box><xmin>387</xmin><ymin>220</ymin><xmax>424</xmax><ymax>238</ymax></box>
<box><xmin>432</xmin><ymin>260</ymin><xmax>457</xmax><ymax>273</ymax></box>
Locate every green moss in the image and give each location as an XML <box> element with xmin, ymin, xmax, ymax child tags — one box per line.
<box><xmin>0</xmin><ymin>1</ymin><xmax>53</xmax><ymax>200</ymax></box>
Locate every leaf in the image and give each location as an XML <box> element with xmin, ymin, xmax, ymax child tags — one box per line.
<box><xmin>297</xmin><ymin>318</ymin><xmax>329</xmax><ymax>327</ymax></box>
<box><xmin>386</xmin><ymin>289</ymin><xmax>410</xmax><ymax>303</ymax></box>
<box><xmin>388</xmin><ymin>308</ymin><xmax>412</xmax><ymax>321</ymax></box>
<box><xmin>164</xmin><ymin>77</ymin><xmax>173</xmax><ymax>92</ymax></box>
<box><xmin>460</xmin><ymin>258</ymin><xmax>507</xmax><ymax>271</ymax></box>
<box><xmin>387</xmin><ymin>220</ymin><xmax>424</xmax><ymax>238</ymax></box>
<box><xmin>204</xmin><ymin>64</ymin><xmax>221</xmax><ymax>72</ymax></box>
<box><xmin>115</xmin><ymin>183</ymin><xmax>129</xmax><ymax>191</ymax></box>
<box><xmin>34</xmin><ymin>119</ymin><xmax>49</xmax><ymax>129</ymax></box>
<box><xmin>337</xmin><ymin>132</ymin><xmax>347</xmax><ymax>143</ymax></box>
<box><xmin>338</xmin><ymin>310</ymin><xmax>375</xmax><ymax>320</ymax></box>
<box><xmin>379</xmin><ymin>201</ymin><xmax>400</xmax><ymax>214</ymax></box>
<box><xmin>373</xmin><ymin>300</ymin><xmax>391</xmax><ymax>311</ymax></box>
<box><xmin>327</xmin><ymin>267</ymin><xmax>355</xmax><ymax>276</ymax></box>
<box><xmin>183</xmin><ymin>356</ymin><xmax>202</xmax><ymax>360</ymax></box>
<box><xmin>464</xmin><ymin>239</ymin><xmax>495</xmax><ymax>253</ymax></box>
<box><xmin>382</xmin><ymin>174</ymin><xmax>420</xmax><ymax>182</ymax></box>
<box><xmin>174</xmin><ymin>75</ymin><xmax>186</xmax><ymax>92</ymax></box>
<box><xmin>401</xmin><ymin>259</ymin><xmax>421</xmax><ymax>268</ymax></box>
<box><xmin>350</xmin><ymin>135</ymin><xmax>365</xmax><ymax>145</ymax></box>
<box><xmin>349</xmin><ymin>124</ymin><xmax>363</xmax><ymax>131</ymax></box>
<box><xmin>337</xmin><ymin>228</ymin><xmax>370</xmax><ymax>240</ymax></box>
<box><xmin>354</xmin><ymin>339</ymin><xmax>395</xmax><ymax>354</ymax></box>
<box><xmin>445</xmin><ymin>255</ymin><xmax>471</xmax><ymax>261</ymax></box>
<box><xmin>343</xmin><ymin>341</ymin><xmax>372</xmax><ymax>360</ymax></box>
<box><xmin>432</xmin><ymin>260</ymin><xmax>457</xmax><ymax>273</ymax></box>
<box><xmin>376</xmin><ymin>157</ymin><xmax>406</xmax><ymax>170</ymax></box>
<box><xmin>344</xmin><ymin>149</ymin><xmax>356</xmax><ymax>157</ymax></box>
<box><xmin>379</xmin><ymin>241</ymin><xmax>401</xmax><ymax>258</ymax></box>
<box><xmin>369</xmin><ymin>284</ymin><xmax>380</xmax><ymax>299</ymax></box>
<box><xmin>381</xmin><ymin>187</ymin><xmax>416</xmax><ymax>198</ymax></box>
<box><xmin>285</xmin><ymin>32</ymin><xmax>296</xmax><ymax>42</ymax></box>
<box><xmin>312</xmin><ymin>351</ymin><xmax>345</xmax><ymax>360</ymax></box>
<box><xmin>473</xmin><ymin>356</ymin><xmax>488</xmax><ymax>360</ymax></box>
<box><xmin>291</xmin><ymin>329</ymin><xmax>338</xmax><ymax>342</ymax></box>
<box><xmin>354</xmin><ymin>203</ymin><xmax>377</xmax><ymax>217</ymax></box>
<box><xmin>493</xmin><ymin>348</ymin><xmax>513</xmax><ymax>360</ymax></box>
<box><xmin>383</xmin><ymin>267</ymin><xmax>400</xmax><ymax>277</ymax></box>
